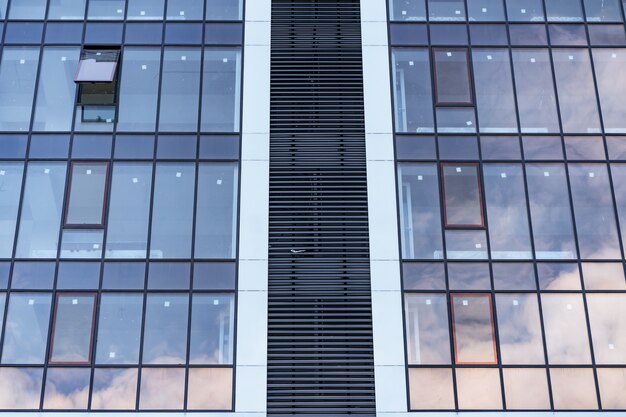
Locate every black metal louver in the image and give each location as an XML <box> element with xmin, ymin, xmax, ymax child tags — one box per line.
<box><xmin>267</xmin><ymin>0</ymin><xmax>376</xmax><ymax>416</ymax></box>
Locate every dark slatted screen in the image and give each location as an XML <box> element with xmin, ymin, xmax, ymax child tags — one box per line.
<box><xmin>267</xmin><ymin>0</ymin><xmax>376</xmax><ymax>416</ymax></box>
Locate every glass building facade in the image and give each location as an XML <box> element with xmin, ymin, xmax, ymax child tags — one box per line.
<box><xmin>391</xmin><ymin>0</ymin><xmax>626</xmax><ymax>411</ymax></box>
<box><xmin>0</xmin><ymin>0</ymin><xmax>242</xmax><ymax>411</ymax></box>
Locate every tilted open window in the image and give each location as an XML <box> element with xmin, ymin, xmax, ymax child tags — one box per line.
<box><xmin>74</xmin><ymin>48</ymin><xmax>120</xmax><ymax>123</ymax></box>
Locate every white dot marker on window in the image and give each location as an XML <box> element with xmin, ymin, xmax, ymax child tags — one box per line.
<box><xmin>86</xmin><ymin>169</ymin><xmax>92</xmax><ymax>175</ymax></box>
<box><xmin>109</xmin><ymin>352</ymin><xmax>116</xmax><ymax>358</ymax></box>
<box><xmin>93</xmin><ymin>244</ymin><xmax>100</xmax><ymax>249</ymax></box>
<box><xmin>446</xmin><ymin>52</ymin><xmax>452</xmax><ymax>57</ymax></box>
<box><xmin>164</xmin><ymin>301</ymin><xmax>170</xmax><ymax>307</ymax></box>
<box><xmin>140</xmin><ymin>10</ymin><xmax>145</xmax><ymax>15</ymax></box>
<box><xmin>521</xmin><ymin>8</ymin><xmax>526</xmax><ymax>13</ymax></box>
<box><xmin>106</xmin><ymin>118</ymin><xmax>112</xmax><ymax>123</ymax></box>
<box><xmin>425</xmin><ymin>299</ymin><xmax>431</xmax><ymax>305</ymax></box>
<box><xmin>28</xmin><ymin>299</ymin><xmax>34</xmax><ymax>305</ymax></box>
<box><xmin>513</xmin><ymin>299</ymin><xmax>519</xmax><ymax>306</ymax></box>
<box><xmin>96</xmin><ymin>52</ymin><xmax>102</xmax><ymax>56</ymax></box>
<box><xmin>180</xmin><ymin>10</ymin><xmax>185</xmax><ymax>15</ymax></box>
<box><xmin>216</xmin><ymin>179</ymin><xmax>222</xmax><ymax>185</ymax></box>
<box><xmin>117</xmin><ymin>8</ymin><xmax>123</xmax><ymax>13</ymax></box>
<box><xmin>589</xmin><ymin>172</ymin><xmax>595</xmax><ymax>178</ymax></box>
<box><xmin>456</xmin><ymin>167</ymin><xmax>462</xmax><ymax>172</ymax></box>
<box><xmin>569</xmin><ymin>55</ymin><xmax>574</xmax><ymax>60</ymax></box>
<box><xmin>223</xmin><ymin>58</ymin><xmax>228</xmax><ymax>63</ymax></box>
<box><xmin>409</xmin><ymin>60</ymin><xmax>414</xmax><ymax>66</ymax></box>
<box><xmin>142</xmin><ymin>64</ymin><xmax>147</xmax><ymax>70</ymax></box>
<box><xmin>475</xmin><ymin>243</ymin><xmax>482</xmax><ymax>249</ymax></box>
<box><xmin>455</xmin><ymin>10</ymin><xmax>461</xmax><ymax>14</ymax></box>
<box><xmin>213</xmin><ymin>299</ymin><xmax>219</xmax><ymax>305</ymax></box>
<box><xmin>462</xmin><ymin>299</ymin><xmax>469</xmax><ymax>306</ymax></box>
<box><xmin>0</xmin><ymin>170</ymin><xmax>5</xmax><ymax>176</ymax></box>
<box><xmin>19</xmin><ymin>59</ymin><xmax>25</xmax><ymax>64</ymax></box>
<box><xmin>402</xmin><ymin>10</ymin><xmax>407</xmax><ymax>15</ymax></box>
<box><xmin>566</xmin><ymin>303</ymin><xmax>573</xmax><ymax>310</ymax></box>
<box><xmin>501</xmin><ymin>173</ymin><xmax>507</xmax><ymax>178</ymax></box>
<box><xmin>132</xmin><ymin>177</ymin><xmax>138</xmax><ymax>183</ymax></box>
<box><xmin>417</xmin><ymin>175</ymin><xmax>423</xmax><ymax>180</ymax></box>
<box><xmin>530</xmin><ymin>58</ymin><xmax>536</xmax><ymax>63</ymax></box>
<box><xmin>176</xmin><ymin>172</ymin><xmax>182</xmax><ymax>178</ymax></box>
<box><xmin>487</xmin><ymin>55</ymin><xmax>492</xmax><ymax>60</ymax></box>
<box><xmin>61</xmin><ymin>56</ymin><xmax>66</xmax><ymax>61</ymax></box>
<box><xmin>609</xmin><ymin>343</ymin><xmax>615</xmax><ymax>350</ymax></box>
<box><xmin>612</xmin><ymin>53</ymin><xmax>617</xmax><ymax>58</ymax></box>
<box><xmin>181</xmin><ymin>55</ymin><xmax>187</xmax><ymax>61</ymax></box>
<box><xmin>72</xmin><ymin>299</ymin><xmax>78</xmax><ymax>305</ymax></box>
<box><xmin>544</xmin><ymin>171</ymin><xmax>550</xmax><ymax>177</ymax></box>
<box><xmin>482</xmin><ymin>7</ymin><xmax>487</xmax><ymax>12</ymax></box>
<box><xmin>44</xmin><ymin>168</ymin><xmax>50</xmax><ymax>174</ymax></box>
<box><xmin>466</xmin><ymin>120</ymin><xmax>473</xmax><ymax>126</ymax></box>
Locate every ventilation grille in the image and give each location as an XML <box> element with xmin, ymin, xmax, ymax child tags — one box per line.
<box><xmin>267</xmin><ymin>1</ymin><xmax>376</xmax><ymax>416</ymax></box>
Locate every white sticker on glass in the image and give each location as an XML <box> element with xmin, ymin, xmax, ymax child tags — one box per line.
<box><xmin>456</xmin><ymin>167</ymin><xmax>462</xmax><ymax>172</ymax></box>
<box><xmin>93</xmin><ymin>244</ymin><xmax>100</xmax><ymax>249</ymax></box>
<box><xmin>425</xmin><ymin>299</ymin><xmax>431</xmax><ymax>305</ymax></box>
<box><xmin>462</xmin><ymin>299</ymin><xmax>469</xmax><ymax>306</ymax></box>
<box><xmin>566</xmin><ymin>303</ymin><xmax>573</xmax><ymax>310</ymax></box>
<box><xmin>213</xmin><ymin>299</ymin><xmax>219</xmax><ymax>305</ymax></box>
<box><xmin>86</xmin><ymin>169</ymin><xmax>92</xmax><ymax>175</ymax></box>
<box><xmin>176</xmin><ymin>172</ymin><xmax>182</xmax><ymax>178</ymax></box>
<box><xmin>181</xmin><ymin>56</ymin><xmax>187</xmax><ymax>61</ymax></box>
<box><xmin>19</xmin><ymin>59</ymin><xmax>25</xmax><ymax>64</ymax></box>
<box><xmin>513</xmin><ymin>299</ymin><xmax>519</xmax><ymax>306</ymax></box>
<box><xmin>589</xmin><ymin>172</ymin><xmax>595</xmax><ymax>178</ymax></box>
<box><xmin>28</xmin><ymin>299</ymin><xmax>34</xmax><ymax>305</ymax></box>
<box><xmin>501</xmin><ymin>173</ymin><xmax>507</xmax><ymax>178</ymax></box>
<box><xmin>140</xmin><ymin>10</ymin><xmax>145</xmax><ymax>15</ymax></box>
<box><xmin>402</xmin><ymin>10</ymin><xmax>407</xmax><ymax>15</ymax></box>
<box><xmin>409</xmin><ymin>61</ymin><xmax>414</xmax><ymax>66</ymax></box>
<box><xmin>0</xmin><ymin>171</ymin><xmax>4</xmax><ymax>176</ymax></box>
<box><xmin>487</xmin><ymin>55</ymin><xmax>492</xmax><ymax>60</ymax></box>
<box><xmin>417</xmin><ymin>175</ymin><xmax>423</xmax><ymax>180</ymax></box>
<box><xmin>132</xmin><ymin>177</ymin><xmax>138</xmax><ymax>183</ymax></box>
<box><xmin>44</xmin><ymin>168</ymin><xmax>50</xmax><ymax>174</ymax></box>
<box><xmin>72</xmin><ymin>299</ymin><xmax>78</xmax><ymax>305</ymax></box>
<box><xmin>216</xmin><ymin>179</ymin><xmax>223</xmax><ymax>185</ymax></box>
<box><xmin>446</xmin><ymin>52</ymin><xmax>452</xmax><ymax>57</ymax></box>
<box><xmin>109</xmin><ymin>352</ymin><xmax>116</xmax><ymax>358</ymax></box>
<box><xmin>61</xmin><ymin>56</ymin><xmax>66</xmax><ymax>61</ymax></box>
<box><xmin>475</xmin><ymin>243</ymin><xmax>482</xmax><ymax>248</ymax></box>
<box><xmin>142</xmin><ymin>65</ymin><xmax>147</xmax><ymax>70</ymax></box>
<box><xmin>521</xmin><ymin>8</ymin><xmax>526</xmax><ymax>13</ymax></box>
<box><xmin>530</xmin><ymin>58</ymin><xmax>536</xmax><ymax>63</ymax></box>
<box><xmin>223</xmin><ymin>58</ymin><xmax>228</xmax><ymax>63</ymax></box>
<box><xmin>164</xmin><ymin>301</ymin><xmax>170</xmax><ymax>307</ymax></box>
<box><xmin>180</xmin><ymin>10</ymin><xmax>185</xmax><ymax>15</ymax></box>
<box><xmin>609</xmin><ymin>343</ymin><xmax>615</xmax><ymax>350</ymax></box>
<box><xmin>482</xmin><ymin>7</ymin><xmax>487</xmax><ymax>12</ymax></box>
<box><xmin>544</xmin><ymin>171</ymin><xmax>550</xmax><ymax>177</ymax></box>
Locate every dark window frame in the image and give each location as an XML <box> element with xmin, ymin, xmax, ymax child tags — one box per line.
<box><xmin>450</xmin><ymin>292</ymin><xmax>498</xmax><ymax>365</ymax></box>
<box><xmin>63</xmin><ymin>161</ymin><xmax>110</xmax><ymax>228</ymax></box>
<box><xmin>48</xmin><ymin>292</ymin><xmax>98</xmax><ymax>365</ymax></box>
<box><xmin>441</xmin><ymin>162</ymin><xmax>485</xmax><ymax>228</ymax></box>
<box><xmin>432</xmin><ymin>47</ymin><xmax>474</xmax><ymax>106</ymax></box>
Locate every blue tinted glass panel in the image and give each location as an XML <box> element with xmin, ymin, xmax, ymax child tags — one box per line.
<box><xmin>0</xmin><ymin>263</ymin><xmax>9</xmax><ymax>288</ymax></box>
<box><xmin>142</xmin><ymin>294</ymin><xmax>188</xmax><ymax>364</ymax></box>
<box><xmin>4</xmin><ymin>23</ymin><xmax>43</xmax><ymax>44</ymax></box>
<box><xmin>127</xmin><ymin>0</ymin><xmax>164</xmax><ymax>20</ymax></box>
<box><xmin>0</xmin><ymin>162</ymin><xmax>24</xmax><ymax>258</ymax></box>
<box><xmin>88</xmin><ymin>0</ymin><xmax>126</xmax><ymax>19</ymax></box>
<box><xmin>56</xmin><ymin>262</ymin><xmax>100</xmax><ymax>289</ymax></box>
<box><xmin>506</xmin><ymin>0</ymin><xmax>544</xmax><ymax>21</ymax></box>
<box><xmin>392</xmin><ymin>49</ymin><xmax>434</xmax><ymax>133</ymax></box>
<box><xmin>167</xmin><ymin>0</ymin><xmax>203</xmax><ymax>19</ymax></box>
<box><xmin>114</xmin><ymin>135</ymin><xmax>155</xmax><ymax>159</ymax></box>
<box><xmin>428</xmin><ymin>0</ymin><xmax>465</xmax><ymax>21</ymax></box>
<box><xmin>165</xmin><ymin>23</ymin><xmax>203</xmax><ymax>44</ymax></box>
<box><xmin>0</xmin><ymin>48</ymin><xmax>40</xmax><ymax>132</ymax></box>
<box><xmin>389</xmin><ymin>0</ymin><xmax>426</xmax><ymax>21</ymax></box>
<box><xmin>545</xmin><ymin>0</ymin><xmax>583</xmax><ymax>21</ymax></box>
<box><xmin>199</xmin><ymin>135</ymin><xmax>239</xmax><ymax>159</ymax></box>
<box><xmin>95</xmin><ymin>293</ymin><xmax>143</xmax><ymax>364</ymax></box>
<box><xmin>205</xmin><ymin>23</ymin><xmax>243</xmax><ymax>44</ymax></box>
<box><xmin>469</xmin><ymin>24</ymin><xmax>508</xmax><ymax>45</ymax></box>
<box><xmin>102</xmin><ymin>262</ymin><xmax>145</xmax><ymax>289</ymax></box>
<box><xmin>148</xmin><ymin>262</ymin><xmax>190</xmax><ymax>289</ymax></box>
<box><xmin>8</xmin><ymin>0</ymin><xmax>46</xmax><ymax>19</ymax></box>
<box><xmin>193</xmin><ymin>262</ymin><xmax>236</xmax><ymax>289</ymax></box>
<box><xmin>584</xmin><ymin>0</ymin><xmax>622</xmax><ymax>21</ymax></box>
<box><xmin>29</xmin><ymin>135</ymin><xmax>70</xmax><ymax>158</ymax></box>
<box><xmin>430</xmin><ymin>24</ymin><xmax>468</xmax><ymax>44</ymax></box>
<box><xmin>48</xmin><ymin>0</ymin><xmax>86</xmax><ymax>19</ymax></box>
<box><xmin>189</xmin><ymin>294</ymin><xmax>234</xmax><ymax>364</ymax></box>
<box><xmin>11</xmin><ymin>261</ymin><xmax>55</xmax><ymax>289</ymax></box>
<box><xmin>206</xmin><ymin>0</ymin><xmax>242</xmax><ymax>20</ymax></box>
<box><xmin>45</xmin><ymin>22</ymin><xmax>84</xmax><ymax>43</ymax></box>
<box><xmin>0</xmin><ymin>136</ymin><xmax>27</xmax><ymax>158</ymax></box>
<box><xmin>201</xmin><ymin>48</ymin><xmax>241</xmax><ymax>132</ymax></box>
<box><xmin>593</xmin><ymin>49</ymin><xmax>626</xmax><ymax>133</ymax></box>
<box><xmin>509</xmin><ymin>24</ymin><xmax>548</xmax><ymax>45</ymax></box>
<box><xmin>157</xmin><ymin>135</ymin><xmax>197</xmax><ymax>159</ymax></box>
<box><xmin>467</xmin><ymin>0</ymin><xmax>505</xmax><ymax>21</ymax></box>
<box><xmin>84</xmin><ymin>23</ymin><xmax>123</xmax><ymax>44</ymax></box>
<box><xmin>124</xmin><ymin>23</ymin><xmax>163</xmax><ymax>44</ymax></box>
<box><xmin>72</xmin><ymin>135</ymin><xmax>112</xmax><ymax>158</ymax></box>
<box><xmin>549</xmin><ymin>24</ymin><xmax>588</xmax><ymax>45</ymax></box>
<box><xmin>588</xmin><ymin>25</ymin><xmax>626</xmax><ymax>46</ymax></box>
<box><xmin>159</xmin><ymin>48</ymin><xmax>201</xmax><ymax>132</ymax></box>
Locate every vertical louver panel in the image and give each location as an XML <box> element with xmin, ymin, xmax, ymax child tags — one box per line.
<box><xmin>267</xmin><ymin>1</ymin><xmax>376</xmax><ymax>416</ymax></box>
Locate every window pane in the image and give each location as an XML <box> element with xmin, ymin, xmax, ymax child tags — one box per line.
<box><xmin>0</xmin><ymin>0</ymin><xmax>6</xmax><ymax>17</ymax></box>
<box><xmin>88</xmin><ymin>0</ymin><xmax>126</xmax><ymax>20</ymax></box>
<box><xmin>127</xmin><ymin>0</ymin><xmax>164</xmax><ymax>20</ymax></box>
<box><xmin>397</xmin><ymin>164</ymin><xmax>443</xmax><ymax>259</ymax></box>
<box><xmin>49</xmin><ymin>294</ymin><xmax>96</xmax><ymax>364</ymax></box>
<box><xmin>582</xmin><ymin>262</ymin><xmax>626</xmax><ymax>290</ymax></box>
<box><xmin>48</xmin><ymin>0</ymin><xmax>86</xmax><ymax>19</ymax></box>
<box><xmin>105</xmin><ymin>163</ymin><xmax>153</xmax><ymax>259</ymax></box>
<box><xmin>142</xmin><ymin>294</ymin><xmax>188</xmax><ymax>364</ymax></box>
<box><xmin>564</xmin><ymin>136</ymin><xmax>606</xmax><ymax>160</ymax></box>
<box><xmin>392</xmin><ymin>49</ymin><xmax>434</xmax><ymax>133</ymax></box>
<box><xmin>15</xmin><ymin>162</ymin><xmax>67</xmax><ymax>258</ymax></box>
<box><xmin>195</xmin><ymin>163</ymin><xmax>238</xmax><ymax>258</ymax></box>
<box><xmin>187</xmin><ymin>368</ymin><xmax>233</xmax><ymax>410</ymax></box>
<box><xmin>467</xmin><ymin>0</ymin><xmax>505</xmax><ymax>21</ymax></box>
<box><xmin>502</xmin><ymin>368</ymin><xmax>550</xmax><ymax>409</ymax></box>
<box><xmin>148</xmin><ymin>262</ymin><xmax>190</xmax><ymax>290</ymax></box>
<box><xmin>541</xmin><ymin>294</ymin><xmax>591</xmax><ymax>364</ymax></box>
<box><xmin>584</xmin><ymin>0</ymin><xmax>622</xmax><ymax>21</ymax></box>
<box><xmin>389</xmin><ymin>0</ymin><xmax>426</xmax><ymax>21</ymax></box>
<box><xmin>150</xmin><ymin>163</ymin><xmax>195</xmax><ymax>259</ymax></box>
<box><xmin>167</xmin><ymin>0</ymin><xmax>203</xmax><ymax>19</ymax></box>
<box><xmin>537</xmin><ymin>262</ymin><xmax>581</xmax><ymax>290</ymax></box>
<box><xmin>402</xmin><ymin>262</ymin><xmax>445</xmax><ymax>290</ymax></box>
<box><xmin>472</xmin><ymin>49</ymin><xmax>517</xmax><ymax>133</ymax></box>
<box><xmin>9</xmin><ymin>0</ymin><xmax>46</xmax><ymax>19</ymax></box>
<box><xmin>586</xmin><ymin>294</ymin><xmax>626</xmax><ymax>364</ymax></box>
<box><xmin>442</xmin><ymin>164</ymin><xmax>483</xmax><ymax>226</ymax></box>
<box><xmin>428</xmin><ymin>0</ymin><xmax>465</xmax><ymax>20</ymax></box>
<box><xmin>496</xmin><ymin>294</ymin><xmax>544</xmax><ymax>364</ymax></box>
<box><xmin>159</xmin><ymin>48</ymin><xmax>201</xmax><ymax>132</ymax></box>
<box><xmin>451</xmin><ymin>294</ymin><xmax>496</xmax><ymax>364</ymax></box>
<box><xmin>65</xmin><ymin>162</ymin><xmax>108</xmax><ymax>226</ymax></box>
<box><xmin>448</xmin><ymin>262</ymin><xmax>490</xmax><ymax>290</ymax></box>
<box><xmin>60</xmin><ymin>229</ymin><xmax>104</xmax><ymax>258</ymax></box>
<box><xmin>552</xmin><ymin>50</ymin><xmax>601</xmax><ymax>133</ymax></box>
<box><xmin>0</xmin><ymin>163</ymin><xmax>24</xmax><ymax>258</ymax></box>
<box><xmin>483</xmin><ymin>164</ymin><xmax>532</xmax><ymax>259</ymax></box>
<box><xmin>593</xmin><ymin>49</ymin><xmax>626</xmax><ymax>133</ymax></box>
<box><xmin>43</xmin><ymin>367</ymin><xmax>90</xmax><ymax>409</ymax></box>
<box><xmin>506</xmin><ymin>0</ymin><xmax>544</xmax><ymax>21</ymax></box>
<box><xmin>611</xmin><ymin>164</ymin><xmax>626</xmax><ymax>249</ymax></box>
<box><xmin>116</xmin><ymin>48</ymin><xmax>161</xmax><ymax>132</ymax></box>
<box><xmin>32</xmin><ymin>48</ymin><xmax>80</xmax><ymax>132</ymax></box>
<box><xmin>445</xmin><ymin>229</ymin><xmax>488</xmax><ymax>259</ymax></box>
<box><xmin>550</xmin><ymin>368</ymin><xmax>598</xmax><ymax>409</ymax></box>
<box><xmin>546</xmin><ymin>0</ymin><xmax>583</xmax><ymax>21</ymax></box>
<box><xmin>404</xmin><ymin>294</ymin><xmax>451</xmax><ymax>364</ymax></box>
<box><xmin>139</xmin><ymin>368</ymin><xmax>184</xmax><ymax>409</ymax></box>
<box><xmin>408</xmin><ymin>368</ymin><xmax>454</xmax><ymax>409</ymax></box>
<box><xmin>201</xmin><ymin>48</ymin><xmax>241</xmax><ymax>132</ymax></box>
<box><xmin>206</xmin><ymin>0</ymin><xmax>242</xmax><ymax>20</ymax></box>
<box><xmin>597</xmin><ymin>368</ymin><xmax>626</xmax><ymax>409</ymax></box>
<box><xmin>91</xmin><ymin>368</ymin><xmax>138</xmax><ymax>410</ymax></box>
<box><xmin>569</xmin><ymin>164</ymin><xmax>620</xmax><ymax>259</ymax></box>
<box><xmin>433</xmin><ymin>49</ymin><xmax>472</xmax><ymax>104</ymax></box>
<box><xmin>492</xmin><ymin>262</ymin><xmax>536</xmax><ymax>290</ymax></box>
<box><xmin>456</xmin><ymin>368</ymin><xmax>502</xmax><ymax>409</ymax></box>
<box><xmin>190</xmin><ymin>294</ymin><xmax>234</xmax><ymax>364</ymax></box>
<box><xmin>95</xmin><ymin>294</ymin><xmax>143</xmax><ymax>364</ymax></box>
<box><xmin>0</xmin><ymin>48</ymin><xmax>39</xmax><ymax>131</ymax></box>
<box><xmin>2</xmin><ymin>293</ymin><xmax>52</xmax><ymax>364</ymax></box>
<box><xmin>512</xmin><ymin>49</ymin><xmax>559</xmax><ymax>133</ymax></box>
<box><xmin>57</xmin><ymin>262</ymin><xmax>100</xmax><ymax>289</ymax></box>
<box><xmin>525</xmin><ymin>164</ymin><xmax>577</xmax><ymax>259</ymax></box>
<box><xmin>0</xmin><ymin>367</ymin><xmax>43</xmax><ymax>409</ymax></box>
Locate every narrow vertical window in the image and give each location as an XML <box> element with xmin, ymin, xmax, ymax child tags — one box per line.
<box><xmin>189</xmin><ymin>294</ymin><xmax>235</xmax><ymax>364</ymax></box>
<box><xmin>65</xmin><ymin>162</ymin><xmax>109</xmax><ymax>227</ymax></box>
<box><xmin>142</xmin><ymin>294</ymin><xmax>189</xmax><ymax>364</ymax></box>
<box><xmin>0</xmin><ymin>47</ymin><xmax>40</xmax><ymax>131</ymax></box>
<box><xmin>593</xmin><ymin>49</ymin><xmax>626</xmax><ymax>133</ymax></box>
<box><xmin>433</xmin><ymin>49</ymin><xmax>473</xmax><ymax>104</ymax></box>
<box><xmin>451</xmin><ymin>293</ymin><xmax>497</xmax><ymax>364</ymax></box>
<box><xmin>1</xmin><ymin>294</ymin><xmax>52</xmax><ymax>364</ymax></box>
<box><xmin>74</xmin><ymin>49</ymin><xmax>120</xmax><ymax>125</ymax></box>
<box><xmin>159</xmin><ymin>48</ymin><xmax>201</xmax><ymax>132</ymax></box>
<box><xmin>201</xmin><ymin>48</ymin><xmax>242</xmax><ymax>132</ymax></box>
<box><xmin>95</xmin><ymin>293</ymin><xmax>143</xmax><ymax>364</ymax></box>
<box><xmin>495</xmin><ymin>294</ymin><xmax>544</xmax><ymax>364</ymax></box>
<box><xmin>541</xmin><ymin>294</ymin><xmax>592</xmax><ymax>364</ymax></box>
<box><xmin>442</xmin><ymin>163</ymin><xmax>484</xmax><ymax>227</ymax></box>
<box><xmin>0</xmin><ymin>163</ymin><xmax>24</xmax><ymax>258</ymax></box>
<box><xmin>404</xmin><ymin>294</ymin><xmax>451</xmax><ymax>364</ymax></box>
<box><xmin>49</xmin><ymin>294</ymin><xmax>97</xmax><ymax>364</ymax></box>
<box><xmin>392</xmin><ymin>49</ymin><xmax>434</xmax><ymax>133</ymax></box>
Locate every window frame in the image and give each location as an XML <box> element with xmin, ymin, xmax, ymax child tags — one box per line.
<box><xmin>441</xmin><ymin>162</ymin><xmax>485</xmax><ymax>228</ymax></box>
<box><xmin>450</xmin><ymin>293</ymin><xmax>498</xmax><ymax>365</ymax></box>
<box><xmin>74</xmin><ymin>48</ymin><xmax>120</xmax><ymax>83</ymax></box>
<box><xmin>432</xmin><ymin>47</ymin><xmax>474</xmax><ymax>106</ymax></box>
<box><xmin>64</xmin><ymin>161</ymin><xmax>110</xmax><ymax>228</ymax></box>
<box><xmin>48</xmin><ymin>292</ymin><xmax>98</xmax><ymax>365</ymax></box>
